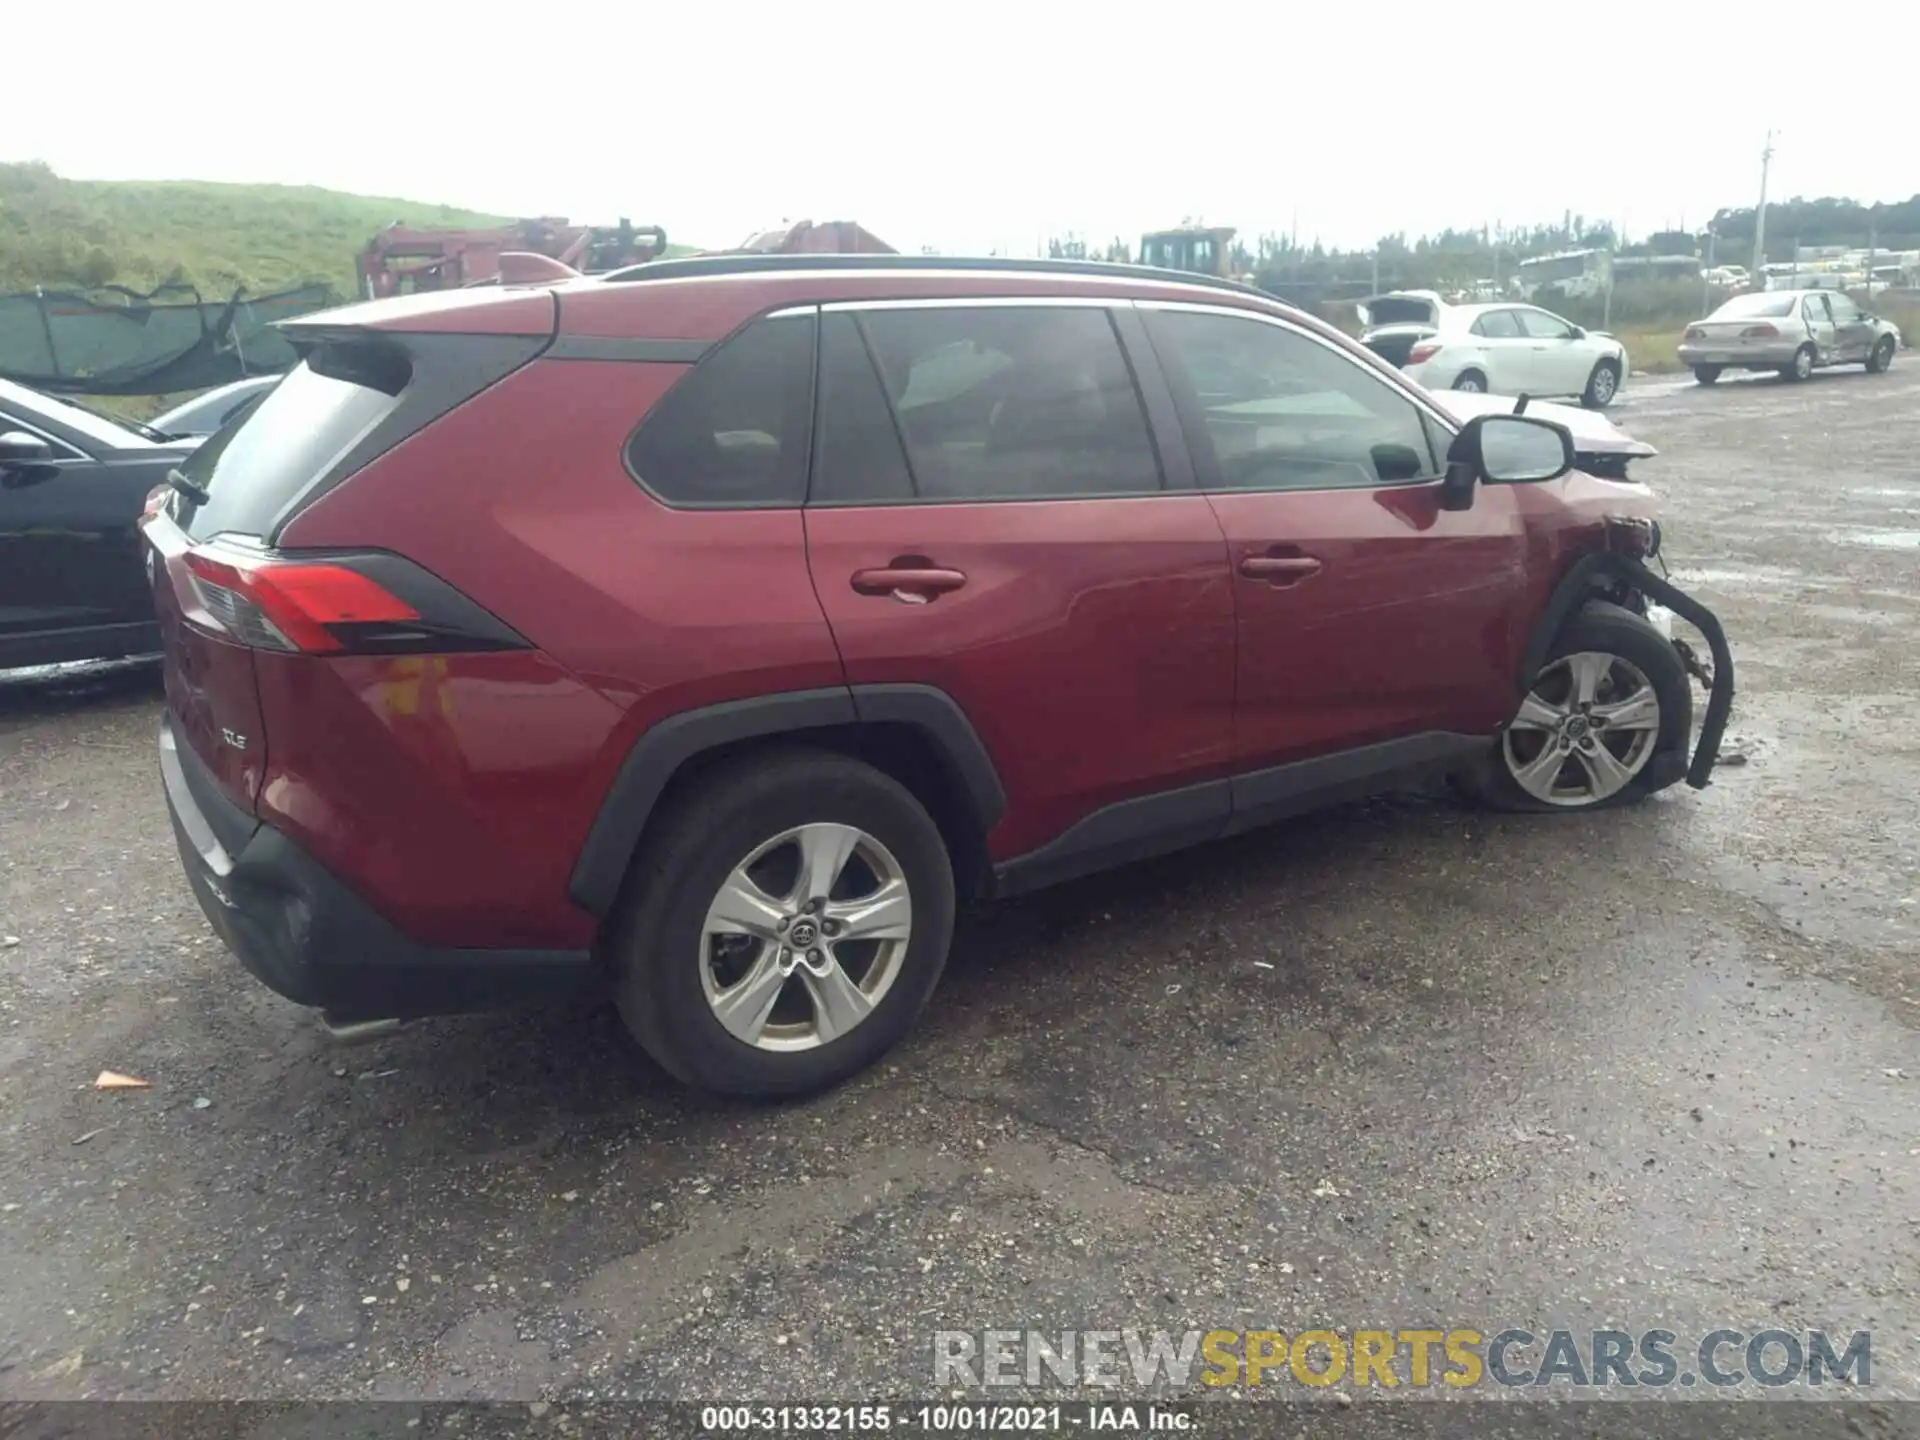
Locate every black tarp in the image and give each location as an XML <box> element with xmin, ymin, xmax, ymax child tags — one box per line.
<box><xmin>0</xmin><ymin>281</ymin><xmax>339</xmax><ymax>396</ymax></box>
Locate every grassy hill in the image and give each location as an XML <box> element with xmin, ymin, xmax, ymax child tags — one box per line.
<box><xmin>0</xmin><ymin>161</ymin><xmax>523</xmax><ymax>298</ymax></box>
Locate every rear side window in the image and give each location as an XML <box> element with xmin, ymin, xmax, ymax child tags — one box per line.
<box><xmin>1472</xmin><ymin>310</ymin><xmax>1523</xmax><ymax>339</ymax></box>
<box><xmin>178</xmin><ymin>351</ymin><xmax>405</xmax><ymax>540</ymax></box>
<box><xmin>849</xmin><ymin>306</ymin><xmax>1162</xmax><ymax>502</ymax></box>
<box><xmin>1516</xmin><ymin>309</ymin><xmax>1574</xmax><ymax>340</ymax></box>
<box><xmin>625</xmin><ymin>314</ymin><xmax>816</xmax><ymax>507</ymax></box>
<box><xmin>812</xmin><ymin>313</ymin><xmax>918</xmax><ymax>504</ymax></box>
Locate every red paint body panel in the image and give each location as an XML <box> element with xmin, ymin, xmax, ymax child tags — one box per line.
<box><xmin>552</xmin><ymin>270</ymin><xmax>1279</xmax><ymax>341</ymax></box>
<box><xmin>1206</xmin><ymin>480</ymin><xmax>1532</xmax><ymax>766</ymax></box>
<box><xmin>141</xmin><ymin>512</ymin><xmax>270</xmax><ymax>806</ymax></box>
<box><xmin>249</xmin><ymin>649</ymin><xmax>617</xmax><ymax>948</ymax></box>
<box><xmin>278</xmin><ymin>356</ymin><xmax>846</xmax><ymax>942</ymax></box>
<box><xmin>804</xmin><ymin>496</ymin><xmax>1237</xmax><ymax>858</ymax></box>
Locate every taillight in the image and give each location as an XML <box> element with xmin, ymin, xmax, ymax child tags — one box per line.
<box><xmin>164</xmin><ymin>538</ymin><xmax>528</xmax><ymax>657</ymax></box>
<box><xmin>183</xmin><ymin>551</ymin><xmax>419</xmax><ymax>653</ymax></box>
<box><xmin>1740</xmin><ymin>324</ymin><xmax>1779</xmax><ymax>339</ymax></box>
<box><xmin>1407</xmin><ymin>342</ymin><xmax>1442</xmax><ymax>365</ymax></box>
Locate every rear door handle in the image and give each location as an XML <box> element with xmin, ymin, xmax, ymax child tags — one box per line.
<box><xmin>850</xmin><ymin>566</ymin><xmax>968</xmax><ymax>604</ymax></box>
<box><xmin>1239</xmin><ymin>555</ymin><xmax>1322</xmax><ymax>585</ymax></box>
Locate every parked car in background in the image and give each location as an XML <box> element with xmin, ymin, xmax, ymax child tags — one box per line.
<box><xmin>1679</xmin><ymin>289</ymin><xmax>1902</xmax><ymax>384</ymax></box>
<box><xmin>142</xmin><ymin>253</ymin><xmax>1731</xmax><ymax>1100</ymax></box>
<box><xmin>151</xmin><ymin>375</ymin><xmax>282</xmax><ymax>440</ymax></box>
<box><xmin>1703</xmin><ymin>265</ymin><xmax>1750</xmax><ymax>289</ymax></box>
<box><xmin>1429</xmin><ymin>390</ymin><xmax>1656</xmax><ymax>481</ymax></box>
<box><xmin>0</xmin><ymin>379</ymin><xmax>199</xmax><ymax>670</ymax></box>
<box><xmin>1357</xmin><ymin>292</ymin><xmax>1629</xmax><ymax>407</ymax></box>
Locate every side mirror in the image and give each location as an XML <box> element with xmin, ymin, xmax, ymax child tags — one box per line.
<box><xmin>1568</xmin><ymin>325</ymin><xmax>1587</xmax><ymax>340</ymax></box>
<box><xmin>0</xmin><ymin>429</ymin><xmax>54</xmax><ymax>465</ymax></box>
<box><xmin>1438</xmin><ymin>414</ymin><xmax>1575</xmax><ymax>509</ymax></box>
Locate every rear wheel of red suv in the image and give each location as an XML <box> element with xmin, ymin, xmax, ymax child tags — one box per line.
<box><xmin>611</xmin><ymin>750</ymin><xmax>956</xmax><ymax>1098</ymax></box>
<box><xmin>1467</xmin><ymin>604</ymin><xmax>1691</xmax><ymax>813</ymax></box>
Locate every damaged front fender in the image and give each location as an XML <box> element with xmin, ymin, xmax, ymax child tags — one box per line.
<box><xmin>1520</xmin><ymin>552</ymin><xmax>1735</xmax><ymax>790</ymax></box>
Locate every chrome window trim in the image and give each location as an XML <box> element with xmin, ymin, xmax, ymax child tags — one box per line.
<box><xmin>0</xmin><ymin>412</ymin><xmax>85</xmax><ymax>461</ymax></box>
<box><xmin>820</xmin><ymin>295</ymin><xmax>1122</xmax><ymax>314</ymax></box>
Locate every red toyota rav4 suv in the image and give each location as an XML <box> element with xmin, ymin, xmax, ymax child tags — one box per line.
<box><xmin>143</xmin><ymin>255</ymin><xmax>1731</xmax><ymax>1098</ymax></box>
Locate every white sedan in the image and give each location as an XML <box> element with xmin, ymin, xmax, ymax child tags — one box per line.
<box><xmin>1357</xmin><ymin>291</ymin><xmax>1630</xmax><ymax>408</ymax></box>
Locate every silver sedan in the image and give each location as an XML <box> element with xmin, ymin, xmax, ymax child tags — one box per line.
<box><xmin>1678</xmin><ymin>289</ymin><xmax>1902</xmax><ymax>385</ymax></box>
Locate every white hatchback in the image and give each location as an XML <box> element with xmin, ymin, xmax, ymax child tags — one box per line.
<box><xmin>1358</xmin><ymin>292</ymin><xmax>1630</xmax><ymax>408</ymax></box>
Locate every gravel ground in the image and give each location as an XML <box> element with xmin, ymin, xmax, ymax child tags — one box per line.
<box><xmin>1</xmin><ymin>364</ymin><xmax>1916</xmax><ymax>1423</ymax></box>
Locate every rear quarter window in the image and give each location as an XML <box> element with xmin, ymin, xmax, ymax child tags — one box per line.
<box><xmin>623</xmin><ymin>314</ymin><xmax>816</xmax><ymax>508</ymax></box>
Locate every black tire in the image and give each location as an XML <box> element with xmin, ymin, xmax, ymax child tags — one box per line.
<box><xmin>1865</xmin><ymin>335</ymin><xmax>1896</xmax><ymax>374</ymax></box>
<box><xmin>1461</xmin><ymin>602</ymin><xmax>1693</xmax><ymax>815</ymax></box>
<box><xmin>1452</xmin><ymin>370</ymin><xmax>1488</xmax><ymax>393</ymax></box>
<box><xmin>1581</xmin><ymin>360</ymin><xmax>1621</xmax><ymax>409</ymax></box>
<box><xmin>1692</xmin><ymin>364</ymin><xmax>1722</xmax><ymax>385</ymax></box>
<box><xmin>1780</xmin><ymin>344</ymin><xmax>1815</xmax><ymax>382</ymax></box>
<box><xmin>610</xmin><ymin>749</ymin><xmax>956</xmax><ymax>1099</ymax></box>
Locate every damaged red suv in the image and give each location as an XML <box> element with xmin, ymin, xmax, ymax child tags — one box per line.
<box><xmin>144</xmin><ymin>255</ymin><xmax>1732</xmax><ymax>1098</ymax></box>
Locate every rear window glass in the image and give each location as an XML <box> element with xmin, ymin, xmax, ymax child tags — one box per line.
<box><xmin>1709</xmin><ymin>293</ymin><xmax>1797</xmax><ymax>319</ymax></box>
<box><xmin>178</xmin><ymin>357</ymin><xmax>404</xmax><ymax>539</ymax></box>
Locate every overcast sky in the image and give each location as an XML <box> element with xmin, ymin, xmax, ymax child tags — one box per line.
<box><xmin>10</xmin><ymin>0</ymin><xmax>1915</xmax><ymax>255</ymax></box>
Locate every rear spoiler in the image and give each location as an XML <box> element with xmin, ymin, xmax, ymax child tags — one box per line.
<box><xmin>276</xmin><ymin>286</ymin><xmax>559</xmax><ymax>343</ymax></box>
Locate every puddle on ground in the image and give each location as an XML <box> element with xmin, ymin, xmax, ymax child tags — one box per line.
<box><xmin>1828</xmin><ymin>530</ymin><xmax>1920</xmax><ymax>551</ymax></box>
<box><xmin>1670</xmin><ymin>564</ymin><xmax>1817</xmax><ymax>590</ymax></box>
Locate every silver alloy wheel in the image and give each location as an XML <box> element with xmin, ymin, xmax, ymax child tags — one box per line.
<box><xmin>1590</xmin><ymin>364</ymin><xmax>1618</xmax><ymax>403</ymax></box>
<box><xmin>1793</xmin><ymin>346</ymin><xmax>1814</xmax><ymax>379</ymax></box>
<box><xmin>1501</xmin><ymin>651</ymin><xmax>1661</xmax><ymax>807</ymax></box>
<box><xmin>698</xmin><ymin>823</ymin><xmax>912</xmax><ymax>1052</ymax></box>
<box><xmin>1454</xmin><ymin>373</ymin><xmax>1485</xmax><ymax>393</ymax></box>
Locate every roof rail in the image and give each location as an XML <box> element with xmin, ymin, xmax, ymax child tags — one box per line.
<box><xmin>594</xmin><ymin>251</ymin><xmax>1270</xmax><ymax>299</ymax></box>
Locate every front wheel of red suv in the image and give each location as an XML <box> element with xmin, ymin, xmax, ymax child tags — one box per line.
<box><xmin>1465</xmin><ymin>604</ymin><xmax>1692</xmax><ymax>814</ymax></box>
<box><xmin>611</xmin><ymin>750</ymin><xmax>956</xmax><ymax>1099</ymax></box>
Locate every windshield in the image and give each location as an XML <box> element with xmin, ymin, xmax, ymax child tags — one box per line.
<box><xmin>1709</xmin><ymin>294</ymin><xmax>1797</xmax><ymax>319</ymax></box>
<box><xmin>0</xmin><ymin>378</ymin><xmax>153</xmax><ymax>449</ymax></box>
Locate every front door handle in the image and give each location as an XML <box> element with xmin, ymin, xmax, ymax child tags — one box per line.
<box><xmin>1239</xmin><ymin>555</ymin><xmax>1322</xmax><ymax>585</ymax></box>
<box><xmin>850</xmin><ymin>566</ymin><xmax>967</xmax><ymax>604</ymax></box>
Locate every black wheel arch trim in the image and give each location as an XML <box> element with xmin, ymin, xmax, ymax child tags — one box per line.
<box><xmin>568</xmin><ymin>683</ymin><xmax>1006</xmax><ymax>918</ymax></box>
<box><xmin>1518</xmin><ymin>552</ymin><xmax>1734</xmax><ymax>790</ymax></box>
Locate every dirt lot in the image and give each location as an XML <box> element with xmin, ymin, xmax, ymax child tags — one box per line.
<box><xmin>1</xmin><ymin>363</ymin><xmax>1916</xmax><ymax>1413</ymax></box>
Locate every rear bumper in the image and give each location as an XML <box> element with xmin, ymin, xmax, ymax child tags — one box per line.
<box><xmin>1677</xmin><ymin>344</ymin><xmax>1796</xmax><ymax>368</ymax></box>
<box><xmin>160</xmin><ymin>716</ymin><xmax>597</xmax><ymax>1020</ymax></box>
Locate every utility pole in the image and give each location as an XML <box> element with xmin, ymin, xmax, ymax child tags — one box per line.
<box><xmin>1866</xmin><ymin>218</ymin><xmax>1877</xmax><ymax>299</ymax></box>
<box><xmin>1702</xmin><ymin>226</ymin><xmax>1716</xmax><ymax>316</ymax></box>
<box><xmin>1752</xmin><ymin>130</ymin><xmax>1775</xmax><ymax>283</ymax></box>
